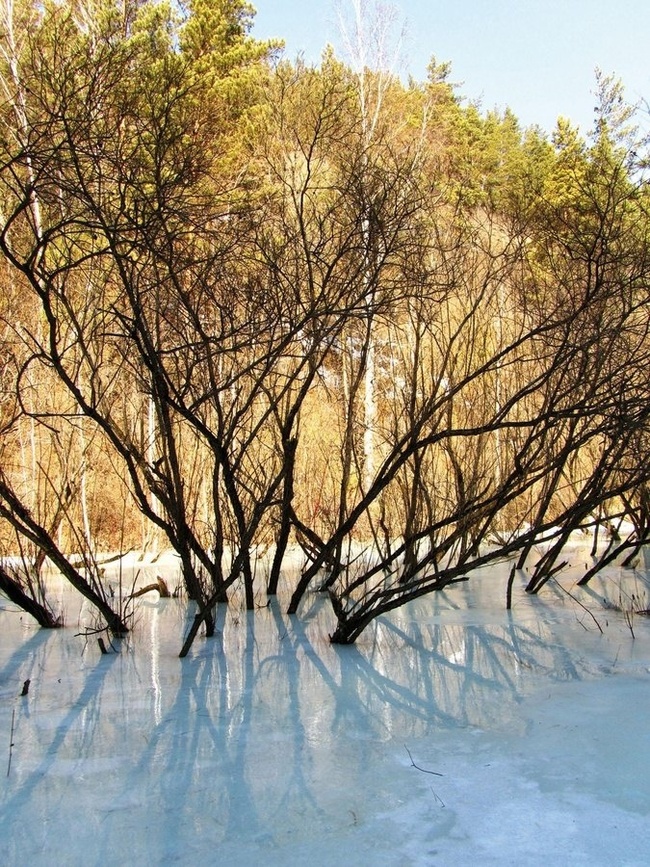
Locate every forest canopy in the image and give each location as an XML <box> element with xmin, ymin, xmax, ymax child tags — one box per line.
<box><xmin>1</xmin><ymin>0</ymin><xmax>650</xmax><ymax>654</ymax></box>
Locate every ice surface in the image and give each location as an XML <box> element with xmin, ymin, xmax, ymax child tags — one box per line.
<box><xmin>1</xmin><ymin>551</ymin><xmax>650</xmax><ymax>866</ymax></box>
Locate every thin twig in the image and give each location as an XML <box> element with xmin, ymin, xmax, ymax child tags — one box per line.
<box><xmin>552</xmin><ymin>578</ymin><xmax>603</xmax><ymax>634</ymax></box>
<box><xmin>404</xmin><ymin>745</ymin><xmax>443</xmax><ymax>776</ymax></box>
<box><xmin>7</xmin><ymin>708</ymin><xmax>15</xmax><ymax>777</ymax></box>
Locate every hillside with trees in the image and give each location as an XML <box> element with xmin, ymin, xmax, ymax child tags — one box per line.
<box><xmin>1</xmin><ymin>0</ymin><xmax>650</xmax><ymax>655</ymax></box>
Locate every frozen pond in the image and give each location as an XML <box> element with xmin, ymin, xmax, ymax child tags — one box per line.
<box><xmin>1</xmin><ymin>552</ymin><xmax>650</xmax><ymax>865</ymax></box>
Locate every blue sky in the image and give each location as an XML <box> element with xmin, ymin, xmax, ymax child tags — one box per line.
<box><xmin>252</xmin><ymin>0</ymin><xmax>650</xmax><ymax>135</ymax></box>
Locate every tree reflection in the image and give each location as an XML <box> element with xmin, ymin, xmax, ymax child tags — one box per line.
<box><xmin>0</xmin><ymin>570</ymin><xmax>644</xmax><ymax>860</ymax></box>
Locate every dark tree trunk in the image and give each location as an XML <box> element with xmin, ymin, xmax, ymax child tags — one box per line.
<box><xmin>267</xmin><ymin>437</ymin><xmax>297</xmax><ymax>596</ymax></box>
<box><xmin>0</xmin><ymin>565</ymin><xmax>62</xmax><ymax>628</ymax></box>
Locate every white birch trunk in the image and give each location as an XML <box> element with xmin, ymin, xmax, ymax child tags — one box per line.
<box><xmin>363</xmin><ymin>311</ymin><xmax>376</xmax><ymax>492</ymax></box>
